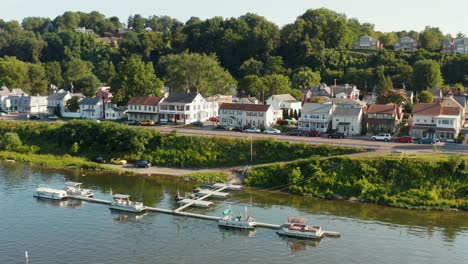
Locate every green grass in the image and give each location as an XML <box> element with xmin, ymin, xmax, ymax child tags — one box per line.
<box><xmin>0</xmin><ymin>151</ymin><xmax>115</xmax><ymax>171</ymax></box>
<box><xmin>182</xmin><ymin>172</ymin><xmax>229</xmax><ymax>183</ymax></box>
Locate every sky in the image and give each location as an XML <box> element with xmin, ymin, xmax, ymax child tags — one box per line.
<box><xmin>2</xmin><ymin>0</ymin><xmax>467</xmax><ymax>36</ymax></box>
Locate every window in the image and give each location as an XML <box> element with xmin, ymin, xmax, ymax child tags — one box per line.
<box><xmin>138</xmin><ymin>106</ymin><xmax>141</xmax><ymax>110</ymax></box>
<box><xmin>169</xmin><ymin>105</ymin><xmax>175</xmax><ymax>110</ymax></box>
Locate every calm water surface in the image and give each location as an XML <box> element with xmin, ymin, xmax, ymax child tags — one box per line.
<box><xmin>0</xmin><ymin>163</ymin><xmax>467</xmax><ymax>264</ymax></box>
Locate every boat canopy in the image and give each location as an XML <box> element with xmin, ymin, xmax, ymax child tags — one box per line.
<box><xmin>64</xmin><ymin>181</ymin><xmax>82</xmax><ymax>187</ymax></box>
<box><xmin>112</xmin><ymin>194</ymin><xmax>131</xmax><ymax>199</ymax></box>
<box><xmin>287</xmin><ymin>217</ymin><xmax>307</xmax><ymax>224</ymax></box>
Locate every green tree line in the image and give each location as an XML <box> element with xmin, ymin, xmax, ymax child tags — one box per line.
<box><xmin>0</xmin><ymin>9</ymin><xmax>466</xmax><ymax>105</ymax></box>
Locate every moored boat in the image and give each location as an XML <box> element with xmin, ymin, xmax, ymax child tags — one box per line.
<box><xmin>33</xmin><ymin>187</ymin><xmax>67</xmax><ymax>200</ymax></box>
<box><xmin>109</xmin><ymin>194</ymin><xmax>145</xmax><ymax>213</ymax></box>
<box><xmin>64</xmin><ymin>181</ymin><xmax>94</xmax><ymax>197</ymax></box>
<box><xmin>276</xmin><ymin>217</ymin><xmax>323</xmax><ymax>239</ymax></box>
<box><xmin>218</xmin><ymin>207</ymin><xmax>256</xmax><ymax>230</ymax></box>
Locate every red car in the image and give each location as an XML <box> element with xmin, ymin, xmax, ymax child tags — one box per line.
<box><xmin>396</xmin><ymin>136</ymin><xmax>414</xmax><ymax>143</ymax></box>
<box><xmin>305</xmin><ymin>131</ymin><xmax>321</xmax><ymax>137</ymax></box>
<box><xmin>209</xmin><ymin>117</ymin><xmax>219</xmax><ymax>122</ymax></box>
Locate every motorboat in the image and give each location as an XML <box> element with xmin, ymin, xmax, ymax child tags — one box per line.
<box><xmin>276</xmin><ymin>217</ymin><xmax>323</xmax><ymax>239</ymax></box>
<box><xmin>109</xmin><ymin>194</ymin><xmax>145</xmax><ymax>213</ymax></box>
<box><xmin>63</xmin><ymin>181</ymin><xmax>94</xmax><ymax>197</ymax></box>
<box><xmin>33</xmin><ymin>187</ymin><xmax>67</xmax><ymax>200</ymax></box>
<box><xmin>218</xmin><ymin>207</ymin><xmax>256</xmax><ymax>230</ymax></box>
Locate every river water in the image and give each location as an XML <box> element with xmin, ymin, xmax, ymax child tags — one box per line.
<box><xmin>0</xmin><ymin>163</ymin><xmax>467</xmax><ymax>264</ymax></box>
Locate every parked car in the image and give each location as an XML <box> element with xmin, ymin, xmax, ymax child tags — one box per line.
<box><xmin>124</xmin><ymin>120</ymin><xmax>139</xmax><ymax>126</ymax></box>
<box><xmin>191</xmin><ymin>121</ymin><xmax>204</xmax><ymax>127</ymax></box>
<box><xmin>264</xmin><ymin>128</ymin><xmax>281</xmax><ymax>134</ymax></box>
<box><xmin>135</xmin><ymin>160</ymin><xmax>151</xmax><ymax>168</ymax></box>
<box><xmin>371</xmin><ymin>133</ymin><xmax>392</xmax><ymax>142</ymax></box>
<box><xmin>396</xmin><ymin>136</ymin><xmax>414</xmax><ymax>143</ymax></box>
<box><xmin>0</xmin><ymin>112</ymin><xmax>6</xmax><ymax>116</ymax></box>
<box><xmin>48</xmin><ymin>115</ymin><xmax>58</xmax><ymax>120</ymax></box>
<box><xmin>286</xmin><ymin>129</ymin><xmax>304</xmax><ymax>136</ymax></box>
<box><xmin>139</xmin><ymin>120</ymin><xmax>155</xmax><ymax>126</ymax></box>
<box><xmin>305</xmin><ymin>131</ymin><xmax>321</xmax><ymax>137</ymax></box>
<box><xmin>110</xmin><ymin>158</ymin><xmax>127</xmax><ymax>165</ymax></box>
<box><xmin>328</xmin><ymin>132</ymin><xmax>345</xmax><ymax>139</ymax></box>
<box><xmin>224</xmin><ymin>126</ymin><xmax>235</xmax><ymax>131</ymax></box>
<box><xmin>208</xmin><ymin>117</ymin><xmax>219</xmax><ymax>122</ymax></box>
<box><xmin>92</xmin><ymin>156</ymin><xmax>107</xmax><ymax>164</ymax></box>
<box><xmin>417</xmin><ymin>138</ymin><xmax>437</xmax><ymax>144</ymax></box>
<box><xmin>245</xmin><ymin>127</ymin><xmax>261</xmax><ymax>133</ymax></box>
<box><xmin>29</xmin><ymin>115</ymin><xmax>41</xmax><ymax>120</ymax></box>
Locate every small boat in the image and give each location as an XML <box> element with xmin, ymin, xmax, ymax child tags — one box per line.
<box><xmin>109</xmin><ymin>194</ymin><xmax>145</xmax><ymax>213</ymax></box>
<box><xmin>63</xmin><ymin>181</ymin><xmax>94</xmax><ymax>197</ymax></box>
<box><xmin>33</xmin><ymin>187</ymin><xmax>67</xmax><ymax>200</ymax></box>
<box><xmin>276</xmin><ymin>217</ymin><xmax>323</xmax><ymax>239</ymax></box>
<box><xmin>218</xmin><ymin>207</ymin><xmax>256</xmax><ymax>230</ymax></box>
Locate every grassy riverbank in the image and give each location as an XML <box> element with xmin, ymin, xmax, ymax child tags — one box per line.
<box><xmin>0</xmin><ymin>151</ymin><xmax>113</xmax><ymax>171</ymax></box>
<box><xmin>0</xmin><ymin>120</ymin><xmax>362</xmax><ymax>168</ymax></box>
<box><xmin>245</xmin><ymin>154</ymin><xmax>468</xmax><ymax>210</ymax></box>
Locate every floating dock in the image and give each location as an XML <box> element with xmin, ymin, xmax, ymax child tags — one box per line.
<box><xmin>197</xmin><ymin>189</ymin><xmax>230</xmax><ymax>198</ymax></box>
<box><xmin>212</xmin><ymin>183</ymin><xmax>243</xmax><ymax>191</ymax></box>
<box><xmin>51</xmin><ymin>183</ymin><xmax>341</xmax><ymax>238</ymax></box>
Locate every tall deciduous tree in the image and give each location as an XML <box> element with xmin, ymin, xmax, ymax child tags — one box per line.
<box><xmin>417</xmin><ymin>91</ymin><xmax>433</xmax><ymax>103</ymax></box>
<box><xmin>412</xmin><ymin>59</ymin><xmax>444</xmax><ymax>92</ymax></box>
<box><xmin>112</xmin><ymin>55</ymin><xmax>163</xmax><ymax>105</ymax></box>
<box><xmin>291</xmin><ymin>68</ymin><xmax>321</xmax><ymax>90</ymax></box>
<box><xmin>419</xmin><ymin>26</ymin><xmax>444</xmax><ymax>52</ymax></box>
<box><xmin>159</xmin><ymin>52</ymin><xmax>236</xmax><ymax>96</ymax></box>
<box><xmin>44</xmin><ymin>61</ymin><xmax>64</xmax><ymax>87</ymax></box>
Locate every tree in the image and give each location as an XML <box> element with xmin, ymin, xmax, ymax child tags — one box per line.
<box><xmin>159</xmin><ymin>52</ymin><xmax>236</xmax><ymax>96</ymax></box>
<box><xmin>419</xmin><ymin>26</ymin><xmax>444</xmax><ymax>52</ymax></box>
<box><xmin>112</xmin><ymin>55</ymin><xmax>163</xmax><ymax>105</ymax></box>
<box><xmin>44</xmin><ymin>61</ymin><xmax>64</xmax><ymax>87</ymax></box>
<box><xmin>0</xmin><ymin>132</ymin><xmax>24</xmax><ymax>152</ymax></box>
<box><xmin>239</xmin><ymin>58</ymin><xmax>264</xmax><ymax>77</ymax></box>
<box><xmin>417</xmin><ymin>91</ymin><xmax>433</xmax><ymax>103</ymax></box>
<box><xmin>64</xmin><ymin>58</ymin><xmax>94</xmax><ymax>87</ymax></box>
<box><xmin>261</xmin><ymin>74</ymin><xmax>290</xmax><ymax>100</ymax></box>
<box><xmin>237</xmin><ymin>75</ymin><xmax>266</xmax><ymax>98</ymax></box>
<box><xmin>0</xmin><ymin>56</ymin><xmax>28</xmax><ymax>88</ymax></box>
<box><xmin>291</xmin><ymin>68</ymin><xmax>321</xmax><ymax>90</ymax></box>
<box><xmin>412</xmin><ymin>59</ymin><xmax>444</xmax><ymax>92</ymax></box>
<box><xmin>377</xmin><ymin>90</ymin><xmax>409</xmax><ymax>104</ymax></box>
<box><xmin>379</xmin><ymin>32</ymin><xmax>398</xmax><ymax>48</ymax></box>
<box><xmin>65</xmin><ymin>96</ymin><xmax>81</xmax><ymax>112</ymax></box>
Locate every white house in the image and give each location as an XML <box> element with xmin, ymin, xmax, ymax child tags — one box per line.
<box><xmin>331</xmin><ymin>107</ymin><xmax>363</xmax><ymax>135</ymax></box>
<box><xmin>48</xmin><ymin>91</ymin><xmax>84</xmax><ymax>118</ymax></box>
<box><xmin>298</xmin><ymin>103</ymin><xmax>334</xmax><ymax>132</ymax></box>
<box><xmin>266</xmin><ymin>94</ymin><xmax>302</xmax><ymax>112</ymax></box>
<box><xmin>126</xmin><ymin>96</ymin><xmax>163</xmax><ymax>122</ymax></box>
<box><xmin>219</xmin><ymin>103</ymin><xmax>280</xmax><ymax>128</ymax></box>
<box><xmin>18</xmin><ymin>96</ymin><xmax>48</xmax><ymax>113</ymax></box>
<box><xmin>159</xmin><ymin>92</ymin><xmax>216</xmax><ymax>124</ymax></box>
<box><xmin>410</xmin><ymin>103</ymin><xmax>462</xmax><ymax>141</ymax></box>
<box><xmin>79</xmin><ymin>98</ymin><xmax>103</xmax><ymax>119</ymax></box>
<box><xmin>105</xmin><ymin>103</ymin><xmax>126</xmax><ymax>120</ymax></box>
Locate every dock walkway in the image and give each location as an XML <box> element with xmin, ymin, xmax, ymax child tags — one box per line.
<box><xmin>65</xmin><ymin>186</ymin><xmax>340</xmax><ymax>237</ymax></box>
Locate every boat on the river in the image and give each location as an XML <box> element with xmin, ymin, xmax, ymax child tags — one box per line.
<box><xmin>276</xmin><ymin>217</ymin><xmax>323</xmax><ymax>239</ymax></box>
<box><xmin>33</xmin><ymin>187</ymin><xmax>67</xmax><ymax>200</ymax></box>
<box><xmin>64</xmin><ymin>181</ymin><xmax>94</xmax><ymax>197</ymax></box>
<box><xmin>218</xmin><ymin>207</ymin><xmax>256</xmax><ymax>230</ymax></box>
<box><xmin>109</xmin><ymin>194</ymin><xmax>145</xmax><ymax>213</ymax></box>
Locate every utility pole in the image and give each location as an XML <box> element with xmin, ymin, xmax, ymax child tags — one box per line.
<box><xmin>250</xmin><ymin>135</ymin><xmax>253</xmax><ymax>163</ymax></box>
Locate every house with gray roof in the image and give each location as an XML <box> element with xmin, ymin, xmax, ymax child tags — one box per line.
<box><xmin>353</xmin><ymin>35</ymin><xmax>383</xmax><ymax>50</ymax></box>
<box><xmin>298</xmin><ymin>103</ymin><xmax>334</xmax><ymax>132</ymax></box>
<box><xmin>80</xmin><ymin>97</ymin><xmax>103</xmax><ymax>119</ymax></box>
<box><xmin>394</xmin><ymin>36</ymin><xmax>419</xmax><ymax>51</ymax></box>
<box><xmin>17</xmin><ymin>96</ymin><xmax>48</xmax><ymax>113</ymax></box>
<box><xmin>266</xmin><ymin>94</ymin><xmax>302</xmax><ymax>112</ymax></box>
<box><xmin>443</xmin><ymin>38</ymin><xmax>468</xmax><ymax>54</ymax></box>
<box><xmin>331</xmin><ymin>107</ymin><xmax>363</xmax><ymax>135</ymax></box>
<box><xmin>158</xmin><ymin>92</ymin><xmax>217</xmax><ymax>124</ymax></box>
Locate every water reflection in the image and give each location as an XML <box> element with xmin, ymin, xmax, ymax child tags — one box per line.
<box><xmin>218</xmin><ymin>226</ymin><xmax>256</xmax><ymax>238</ymax></box>
<box><xmin>34</xmin><ymin>197</ymin><xmax>82</xmax><ymax>208</ymax></box>
<box><xmin>280</xmin><ymin>236</ymin><xmax>321</xmax><ymax>252</ymax></box>
<box><xmin>110</xmin><ymin>210</ymin><xmax>147</xmax><ymax>223</ymax></box>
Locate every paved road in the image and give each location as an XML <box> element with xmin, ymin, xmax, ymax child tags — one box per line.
<box><xmin>150</xmin><ymin>125</ymin><xmax>468</xmax><ymax>154</ymax></box>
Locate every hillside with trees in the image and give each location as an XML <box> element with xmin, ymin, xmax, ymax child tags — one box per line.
<box><xmin>0</xmin><ymin>9</ymin><xmax>466</xmax><ymax>105</ymax></box>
